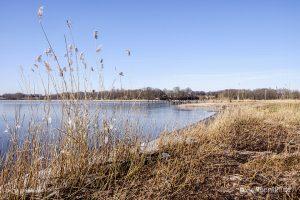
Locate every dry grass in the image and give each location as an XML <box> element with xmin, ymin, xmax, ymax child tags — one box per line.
<box><xmin>1</xmin><ymin>101</ymin><xmax>299</xmax><ymax>199</ymax></box>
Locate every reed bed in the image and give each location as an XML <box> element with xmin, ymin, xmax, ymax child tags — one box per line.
<box><xmin>2</xmin><ymin>100</ymin><xmax>299</xmax><ymax>199</ymax></box>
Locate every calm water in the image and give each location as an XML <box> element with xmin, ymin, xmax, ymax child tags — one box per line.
<box><xmin>0</xmin><ymin>100</ymin><xmax>214</xmax><ymax>153</ymax></box>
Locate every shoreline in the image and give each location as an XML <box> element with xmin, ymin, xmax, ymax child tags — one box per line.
<box><xmin>145</xmin><ymin>98</ymin><xmax>300</xmax><ymax>153</ymax></box>
<box><xmin>0</xmin><ymin>99</ymin><xmax>164</xmax><ymax>102</ymax></box>
<box><xmin>143</xmin><ymin>111</ymin><xmax>218</xmax><ymax>153</ymax></box>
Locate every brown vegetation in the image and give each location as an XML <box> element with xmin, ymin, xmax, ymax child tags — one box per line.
<box><xmin>1</xmin><ymin>101</ymin><xmax>299</xmax><ymax>199</ymax></box>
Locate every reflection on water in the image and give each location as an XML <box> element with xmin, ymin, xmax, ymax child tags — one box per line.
<box><xmin>0</xmin><ymin>100</ymin><xmax>214</xmax><ymax>153</ymax></box>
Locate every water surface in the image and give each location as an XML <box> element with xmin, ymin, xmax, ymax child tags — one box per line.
<box><xmin>0</xmin><ymin>100</ymin><xmax>214</xmax><ymax>153</ymax></box>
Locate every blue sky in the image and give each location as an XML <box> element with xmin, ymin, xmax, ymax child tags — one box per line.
<box><xmin>0</xmin><ymin>0</ymin><xmax>299</xmax><ymax>94</ymax></box>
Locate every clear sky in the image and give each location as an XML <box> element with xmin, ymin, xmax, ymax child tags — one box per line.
<box><xmin>0</xmin><ymin>0</ymin><xmax>299</xmax><ymax>94</ymax></box>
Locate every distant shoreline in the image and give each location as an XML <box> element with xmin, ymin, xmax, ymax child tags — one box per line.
<box><xmin>0</xmin><ymin>99</ymin><xmax>164</xmax><ymax>102</ymax></box>
<box><xmin>177</xmin><ymin>99</ymin><xmax>300</xmax><ymax>111</ymax></box>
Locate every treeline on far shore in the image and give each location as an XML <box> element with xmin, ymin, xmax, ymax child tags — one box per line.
<box><xmin>1</xmin><ymin>87</ymin><xmax>300</xmax><ymax>101</ymax></box>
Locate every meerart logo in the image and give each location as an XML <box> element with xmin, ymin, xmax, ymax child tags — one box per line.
<box><xmin>239</xmin><ymin>187</ymin><xmax>292</xmax><ymax>194</ymax></box>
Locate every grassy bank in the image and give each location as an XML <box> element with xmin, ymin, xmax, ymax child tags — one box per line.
<box><xmin>1</xmin><ymin>100</ymin><xmax>299</xmax><ymax>199</ymax></box>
